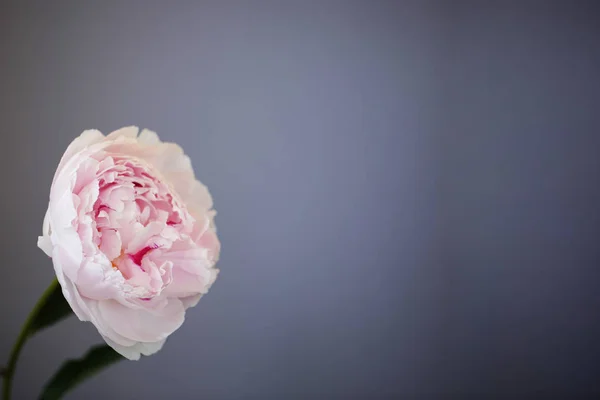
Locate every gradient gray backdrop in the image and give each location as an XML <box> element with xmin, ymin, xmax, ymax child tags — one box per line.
<box><xmin>1</xmin><ymin>1</ymin><xmax>600</xmax><ymax>398</ymax></box>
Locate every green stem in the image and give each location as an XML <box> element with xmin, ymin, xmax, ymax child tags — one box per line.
<box><xmin>2</xmin><ymin>279</ymin><xmax>59</xmax><ymax>400</ymax></box>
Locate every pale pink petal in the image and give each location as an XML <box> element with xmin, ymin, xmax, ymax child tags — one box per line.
<box><xmin>122</xmin><ymin>142</ymin><xmax>202</xmax><ymax>210</ymax></box>
<box><xmin>97</xmin><ymin>155</ymin><xmax>115</xmax><ymax>173</ymax></box>
<box><xmin>99</xmin><ymin>229</ymin><xmax>122</xmax><ymax>261</ymax></box>
<box><xmin>73</xmin><ymin>157</ymin><xmax>99</xmax><ymax>194</ymax></box>
<box><xmin>85</xmin><ymin>300</ymin><xmax>138</xmax><ymax>347</ymax></box>
<box><xmin>77</xmin><ymin>257</ymin><xmax>123</xmax><ymax>300</ymax></box>
<box><xmin>116</xmin><ymin>219</ymin><xmax>144</xmax><ymax>249</ymax></box>
<box><xmin>142</xmin><ymin>258</ymin><xmax>165</xmax><ymax>292</ymax></box>
<box><xmin>118</xmin><ymin>257</ymin><xmax>151</xmax><ymax>288</ymax></box>
<box><xmin>78</xmin><ymin>216</ymin><xmax>96</xmax><ymax>257</ymax></box>
<box><xmin>196</xmin><ymin>228</ymin><xmax>221</xmax><ymax>263</ymax></box>
<box><xmin>186</xmin><ymin>180</ymin><xmax>214</xmax><ymax>215</ymax></box>
<box><xmin>99</xmin><ymin>184</ymin><xmax>134</xmax><ymax>213</ymax></box>
<box><xmin>76</xmin><ymin>181</ymin><xmax>100</xmax><ymax>216</ymax></box>
<box><xmin>98</xmin><ymin>298</ymin><xmax>185</xmax><ymax>342</ymax></box>
<box><xmin>125</xmin><ymin>221</ymin><xmax>164</xmax><ymax>254</ymax></box>
<box><xmin>55</xmin><ymin>258</ymin><xmax>135</xmax><ymax>354</ymax></box>
<box><xmin>161</xmin><ymin>267</ymin><xmax>211</xmax><ymax>297</ymax></box>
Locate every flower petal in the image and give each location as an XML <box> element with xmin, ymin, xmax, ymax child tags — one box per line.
<box><xmin>37</xmin><ymin>235</ymin><xmax>53</xmax><ymax>257</ymax></box>
<box><xmin>103</xmin><ymin>337</ymin><xmax>141</xmax><ymax>361</ymax></box>
<box><xmin>99</xmin><ymin>229</ymin><xmax>122</xmax><ymax>261</ymax></box>
<box><xmin>98</xmin><ymin>298</ymin><xmax>185</xmax><ymax>343</ymax></box>
<box><xmin>51</xmin><ymin>247</ymin><xmax>90</xmax><ymax>322</ymax></box>
<box><xmin>54</xmin><ymin>130</ymin><xmax>105</xmax><ymax>185</ymax></box>
<box><xmin>138</xmin><ymin>129</ymin><xmax>161</xmax><ymax>145</ymax></box>
<box><xmin>77</xmin><ymin>257</ymin><xmax>124</xmax><ymax>300</ymax></box>
<box><xmin>180</xmin><ymin>294</ymin><xmax>202</xmax><ymax>309</ymax></box>
<box><xmin>137</xmin><ymin>339</ymin><xmax>166</xmax><ymax>356</ymax></box>
<box><xmin>106</xmin><ymin>126</ymin><xmax>139</xmax><ymax>140</ymax></box>
<box><xmin>103</xmin><ymin>337</ymin><xmax>166</xmax><ymax>360</ymax></box>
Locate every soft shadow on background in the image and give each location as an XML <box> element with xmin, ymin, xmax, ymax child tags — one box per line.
<box><xmin>1</xmin><ymin>1</ymin><xmax>600</xmax><ymax>398</ymax></box>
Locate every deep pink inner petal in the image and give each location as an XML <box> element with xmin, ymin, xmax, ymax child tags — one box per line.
<box><xmin>130</xmin><ymin>246</ymin><xmax>153</xmax><ymax>266</ymax></box>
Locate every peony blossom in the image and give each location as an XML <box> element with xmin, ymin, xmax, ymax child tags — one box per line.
<box><xmin>37</xmin><ymin>127</ymin><xmax>220</xmax><ymax>360</ymax></box>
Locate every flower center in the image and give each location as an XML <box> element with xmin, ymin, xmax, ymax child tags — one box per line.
<box><xmin>111</xmin><ymin>251</ymin><xmax>125</xmax><ymax>270</ymax></box>
<box><xmin>110</xmin><ymin>246</ymin><xmax>154</xmax><ymax>277</ymax></box>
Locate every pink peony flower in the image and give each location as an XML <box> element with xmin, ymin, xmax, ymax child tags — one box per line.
<box><xmin>37</xmin><ymin>127</ymin><xmax>220</xmax><ymax>360</ymax></box>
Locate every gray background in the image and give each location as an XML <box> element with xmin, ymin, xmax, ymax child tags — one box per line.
<box><xmin>1</xmin><ymin>1</ymin><xmax>600</xmax><ymax>398</ymax></box>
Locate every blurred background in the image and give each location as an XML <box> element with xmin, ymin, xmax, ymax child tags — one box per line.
<box><xmin>1</xmin><ymin>1</ymin><xmax>600</xmax><ymax>398</ymax></box>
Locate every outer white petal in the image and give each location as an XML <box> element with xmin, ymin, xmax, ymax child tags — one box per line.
<box><xmin>185</xmin><ymin>180</ymin><xmax>214</xmax><ymax>220</ymax></box>
<box><xmin>51</xmin><ymin>247</ymin><xmax>90</xmax><ymax>322</ymax></box>
<box><xmin>54</xmin><ymin>129</ymin><xmax>105</xmax><ymax>186</ymax></box>
<box><xmin>37</xmin><ymin>209</ymin><xmax>53</xmax><ymax>256</ymax></box>
<box><xmin>138</xmin><ymin>339</ymin><xmax>166</xmax><ymax>356</ymax></box>
<box><xmin>180</xmin><ymin>294</ymin><xmax>202</xmax><ymax>309</ymax></box>
<box><xmin>103</xmin><ymin>337</ymin><xmax>141</xmax><ymax>361</ymax></box>
<box><xmin>84</xmin><ymin>300</ymin><xmax>138</xmax><ymax>348</ymax></box>
<box><xmin>103</xmin><ymin>337</ymin><xmax>166</xmax><ymax>361</ymax></box>
<box><xmin>106</xmin><ymin>126</ymin><xmax>139</xmax><ymax>140</ymax></box>
<box><xmin>37</xmin><ymin>235</ymin><xmax>53</xmax><ymax>257</ymax></box>
<box><xmin>51</xmin><ymin>232</ymin><xmax>83</xmax><ymax>283</ymax></box>
<box><xmin>43</xmin><ymin>207</ymin><xmax>51</xmax><ymax>235</ymax></box>
<box><xmin>138</xmin><ymin>128</ymin><xmax>161</xmax><ymax>145</ymax></box>
<box><xmin>98</xmin><ymin>298</ymin><xmax>185</xmax><ymax>343</ymax></box>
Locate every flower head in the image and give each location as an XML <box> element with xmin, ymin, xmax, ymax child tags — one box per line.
<box><xmin>38</xmin><ymin>127</ymin><xmax>220</xmax><ymax>360</ymax></box>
